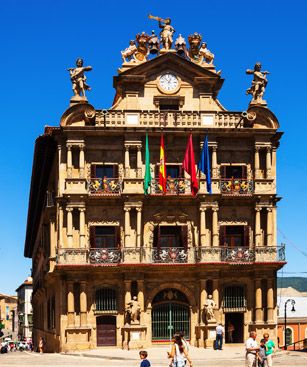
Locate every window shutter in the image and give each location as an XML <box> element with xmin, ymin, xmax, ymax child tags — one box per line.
<box><xmin>153</xmin><ymin>226</ymin><xmax>159</xmax><ymax>247</ymax></box>
<box><xmin>91</xmin><ymin>164</ymin><xmax>96</xmax><ymax>178</ymax></box>
<box><xmin>181</xmin><ymin>225</ymin><xmax>188</xmax><ymax>249</ymax></box>
<box><xmin>113</xmin><ymin>164</ymin><xmax>119</xmax><ymax>179</ymax></box>
<box><xmin>115</xmin><ymin>226</ymin><xmax>120</xmax><ymax>248</ymax></box>
<box><xmin>244</xmin><ymin>226</ymin><xmax>249</xmax><ymax>247</ymax></box>
<box><xmin>179</xmin><ymin>165</ymin><xmax>183</xmax><ymax>178</ymax></box>
<box><xmin>219</xmin><ymin>225</ymin><xmax>226</xmax><ymax>246</ymax></box>
<box><xmin>220</xmin><ymin>165</ymin><xmax>226</xmax><ymax>179</ymax></box>
<box><xmin>242</xmin><ymin>165</ymin><xmax>247</xmax><ymax>179</ymax></box>
<box><xmin>90</xmin><ymin>226</ymin><xmax>96</xmax><ymax>248</ymax></box>
<box><xmin>155</xmin><ymin>164</ymin><xmax>160</xmax><ymax>179</ymax></box>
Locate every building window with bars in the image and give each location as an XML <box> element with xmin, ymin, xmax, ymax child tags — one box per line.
<box><xmin>95</xmin><ymin>288</ymin><xmax>117</xmax><ymax>312</ymax></box>
<box><xmin>223</xmin><ymin>286</ymin><xmax>246</xmax><ymax>311</ymax></box>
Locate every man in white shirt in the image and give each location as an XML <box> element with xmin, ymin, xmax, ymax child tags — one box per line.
<box><xmin>215</xmin><ymin>323</ymin><xmax>224</xmax><ymax>350</ymax></box>
<box><xmin>245</xmin><ymin>331</ymin><xmax>259</xmax><ymax>367</ymax></box>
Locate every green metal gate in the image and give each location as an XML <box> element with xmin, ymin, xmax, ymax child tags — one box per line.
<box><xmin>152</xmin><ymin>303</ymin><xmax>190</xmax><ymax>341</ymax></box>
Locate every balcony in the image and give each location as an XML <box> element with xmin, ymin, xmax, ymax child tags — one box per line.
<box><xmin>87</xmin><ymin>178</ymin><xmax>122</xmax><ymax>196</ymax></box>
<box><xmin>95</xmin><ymin>110</ymin><xmax>243</xmax><ymax>129</ymax></box>
<box><xmin>150</xmin><ymin>178</ymin><xmax>191</xmax><ymax>195</ymax></box>
<box><xmin>220</xmin><ymin>178</ymin><xmax>253</xmax><ymax>196</ymax></box>
<box><xmin>56</xmin><ymin>245</ymin><xmax>285</xmax><ymax>266</ymax></box>
<box><xmin>197</xmin><ymin>245</ymin><xmax>285</xmax><ymax>263</ymax></box>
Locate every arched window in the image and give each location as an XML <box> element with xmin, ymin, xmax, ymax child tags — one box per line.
<box><xmin>95</xmin><ymin>288</ymin><xmax>117</xmax><ymax>311</ymax></box>
<box><xmin>285</xmin><ymin>328</ymin><xmax>293</xmax><ymax>346</ymax></box>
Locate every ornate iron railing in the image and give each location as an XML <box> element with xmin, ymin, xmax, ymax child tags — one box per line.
<box><xmin>220</xmin><ymin>178</ymin><xmax>253</xmax><ymax>195</ymax></box>
<box><xmin>150</xmin><ymin>178</ymin><xmax>191</xmax><ymax>195</ymax></box>
<box><xmin>152</xmin><ymin>247</ymin><xmax>188</xmax><ymax>263</ymax></box>
<box><xmin>87</xmin><ymin>178</ymin><xmax>122</xmax><ymax>195</ymax></box>
<box><xmin>197</xmin><ymin>245</ymin><xmax>286</xmax><ymax>263</ymax></box>
<box><xmin>89</xmin><ymin>248</ymin><xmax>121</xmax><ymax>264</ymax></box>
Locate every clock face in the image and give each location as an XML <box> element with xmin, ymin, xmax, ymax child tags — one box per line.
<box><xmin>159</xmin><ymin>73</ymin><xmax>179</xmax><ymax>93</ymax></box>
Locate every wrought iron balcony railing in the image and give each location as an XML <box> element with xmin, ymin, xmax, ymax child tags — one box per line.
<box><xmin>89</xmin><ymin>248</ymin><xmax>121</xmax><ymax>264</ymax></box>
<box><xmin>220</xmin><ymin>178</ymin><xmax>253</xmax><ymax>195</ymax></box>
<box><xmin>197</xmin><ymin>245</ymin><xmax>285</xmax><ymax>263</ymax></box>
<box><xmin>152</xmin><ymin>247</ymin><xmax>188</xmax><ymax>263</ymax></box>
<box><xmin>56</xmin><ymin>245</ymin><xmax>285</xmax><ymax>265</ymax></box>
<box><xmin>87</xmin><ymin>178</ymin><xmax>122</xmax><ymax>195</ymax></box>
<box><xmin>150</xmin><ymin>178</ymin><xmax>191</xmax><ymax>195</ymax></box>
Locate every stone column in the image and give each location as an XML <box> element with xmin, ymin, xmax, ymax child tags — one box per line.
<box><xmin>255</xmin><ymin>207</ymin><xmax>261</xmax><ymax>247</ymax></box>
<box><xmin>212</xmin><ymin>279</ymin><xmax>219</xmax><ymax>322</ymax></box>
<box><xmin>137</xmin><ymin>145</ymin><xmax>142</xmax><ymax>178</ymax></box>
<box><xmin>267</xmin><ymin>278</ymin><xmax>274</xmax><ymax>323</ymax></box>
<box><xmin>272</xmin><ymin>206</ymin><xmax>277</xmax><ymax>246</ymax></box>
<box><xmin>124</xmin><ymin>280</ymin><xmax>131</xmax><ymax>311</ymax></box>
<box><xmin>67</xmin><ymin>282</ymin><xmax>75</xmax><ymax>327</ymax></box>
<box><xmin>199</xmin><ymin>279</ymin><xmax>207</xmax><ymax>324</ymax></box>
<box><xmin>66</xmin><ymin>208</ymin><xmax>73</xmax><ymax>247</ymax></box>
<box><xmin>59</xmin><ymin>205</ymin><xmax>63</xmax><ymax>247</ymax></box>
<box><xmin>271</xmin><ymin>146</ymin><xmax>277</xmax><ymax>178</ymax></box>
<box><xmin>255</xmin><ymin>279</ymin><xmax>263</xmax><ymax>323</ymax></box>
<box><xmin>137</xmin><ymin>280</ymin><xmax>144</xmax><ymax>324</ymax></box>
<box><xmin>136</xmin><ymin>207</ymin><xmax>142</xmax><ymax>248</ymax></box>
<box><xmin>212</xmin><ymin>145</ymin><xmax>218</xmax><ymax>178</ymax></box>
<box><xmin>266</xmin><ymin>208</ymin><xmax>273</xmax><ymax>246</ymax></box>
<box><xmin>266</xmin><ymin>147</ymin><xmax>272</xmax><ymax>178</ymax></box>
<box><xmin>254</xmin><ymin>146</ymin><xmax>260</xmax><ymax>179</ymax></box>
<box><xmin>212</xmin><ymin>207</ymin><xmax>219</xmax><ymax>247</ymax></box>
<box><xmin>79</xmin><ymin>208</ymin><xmax>86</xmax><ymax>248</ymax></box>
<box><xmin>200</xmin><ymin>207</ymin><xmax>207</xmax><ymax>247</ymax></box>
<box><xmin>67</xmin><ymin>144</ymin><xmax>72</xmax><ymax>178</ymax></box>
<box><xmin>80</xmin><ymin>281</ymin><xmax>87</xmax><ymax>326</ymax></box>
<box><xmin>50</xmin><ymin>220</ymin><xmax>56</xmax><ymax>258</ymax></box>
<box><xmin>124</xmin><ymin>145</ymin><xmax>130</xmax><ymax>177</ymax></box>
<box><xmin>124</xmin><ymin>207</ymin><xmax>131</xmax><ymax>247</ymax></box>
<box><xmin>79</xmin><ymin>144</ymin><xmax>85</xmax><ymax>178</ymax></box>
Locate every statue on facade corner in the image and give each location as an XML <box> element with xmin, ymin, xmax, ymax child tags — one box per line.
<box><xmin>68</xmin><ymin>58</ymin><xmax>92</xmax><ymax>98</ymax></box>
<box><xmin>204</xmin><ymin>295</ymin><xmax>216</xmax><ymax>322</ymax></box>
<box><xmin>126</xmin><ymin>296</ymin><xmax>141</xmax><ymax>324</ymax></box>
<box><xmin>246</xmin><ymin>62</ymin><xmax>270</xmax><ymax>104</ymax></box>
<box><xmin>121</xmin><ymin>40</ymin><xmax>138</xmax><ymax>63</ymax></box>
<box><xmin>199</xmin><ymin>42</ymin><xmax>214</xmax><ymax>64</ymax></box>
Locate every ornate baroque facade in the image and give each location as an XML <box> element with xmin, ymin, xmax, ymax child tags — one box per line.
<box><xmin>24</xmin><ymin>22</ymin><xmax>285</xmax><ymax>351</ymax></box>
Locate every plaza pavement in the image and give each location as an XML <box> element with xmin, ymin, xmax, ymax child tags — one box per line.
<box><xmin>0</xmin><ymin>345</ymin><xmax>306</xmax><ymax>366</ymax></box>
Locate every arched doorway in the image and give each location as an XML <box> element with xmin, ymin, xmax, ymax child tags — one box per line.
<box><xmin>152</xmin><ymin>288</ymin><xmax>190</xmax><ymax>342</ymax></box>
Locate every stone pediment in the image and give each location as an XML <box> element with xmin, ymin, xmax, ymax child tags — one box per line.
<box><xmin>114</xmin><ymin>52</ymin><xmax>224</xmax><ymax>98</ymax></box>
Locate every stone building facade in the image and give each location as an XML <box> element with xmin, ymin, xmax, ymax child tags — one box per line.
<box><xmin>24</xmin><ymin>30</ymin><xmax>285</xmax><ymax>352</ymax></box>
<box><xmin>16</xmin><ymin>277</ymin><xmax>33</xmax><ymax>339</ymax></box>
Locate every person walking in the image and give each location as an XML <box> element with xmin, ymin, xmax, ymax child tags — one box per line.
<box><xmin>263</xmin><ymin>333</ymin><xmax>275</xmax><ymax>367</ymax></box>
<box><xmin>245</xmin><ymin>331</ymin><xmax>259</xmax><ymax>367</ymax></box>
<box><xmin>168</xmin><ymin>334</ymin><xmax>192</xmax><ymax>367</ymax></box>
<box><xmin>215</xmin><ymin>323</ymin><xmax>224</xmax><ymax>350</ymax></box>
<box><xmin>257</xmin><ymin>339</ymin><xmax>268</xmax><ymax>367</ymax></box>
<box><xmin>38</xmin><ymin>337</ymin><xmax>45</xmax><ymax>354</ymax></box>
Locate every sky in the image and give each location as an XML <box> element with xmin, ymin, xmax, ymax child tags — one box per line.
<box><xmin>0</xmin><ymin>0</ymin><xmax>306</xmax><ymax>295</ymax></box>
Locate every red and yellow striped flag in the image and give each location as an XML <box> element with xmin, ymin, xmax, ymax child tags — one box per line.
<box><xmin>159</xmin><ymin>134</ymin><xmax>166</xmax><ymax>193</ymax></box>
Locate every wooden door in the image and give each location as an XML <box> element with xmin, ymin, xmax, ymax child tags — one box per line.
<box><xmin>96</xmin><ymin>316</ymin><xmax>116</xmax><ymax>346</ymax></box>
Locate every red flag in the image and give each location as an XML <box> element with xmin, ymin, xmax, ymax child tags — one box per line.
<box><xmin>182</xmin><ymin>134</ymin><xmax>199</xmax><ymax>196</ymax></box>
<box><xmin>159</xmin><ymin>134</ymin><xmax>166</xmax><ymax>193</ymax></box>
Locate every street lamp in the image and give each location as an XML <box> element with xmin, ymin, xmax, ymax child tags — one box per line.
<box><xmin>284</xmin><ymin>298</ymin><xmax>295</xmax><ymax>350</ymax></box>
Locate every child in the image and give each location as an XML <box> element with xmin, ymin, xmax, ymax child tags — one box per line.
<box><xmin>139</xmin><ymin>350</ymin><xmax>151</xmax><ymax>367</ymax></box>
<box><xmin>257</xmin><ymin>339</ymin><xmax>267</xmax><ymax>367</ymax></box>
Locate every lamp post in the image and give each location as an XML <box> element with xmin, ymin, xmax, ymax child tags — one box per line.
<box><xmin>284</xmin><ymin>298</ymin><xmax>295</xmax><ymax>350</ymax></box>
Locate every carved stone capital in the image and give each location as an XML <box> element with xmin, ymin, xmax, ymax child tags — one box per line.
<box><xmin>66</xmin><ymin>207</ymin><xmax>74</xmax><ymax>212</ymax></box>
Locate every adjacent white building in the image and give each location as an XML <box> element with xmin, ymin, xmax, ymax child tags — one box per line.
<box><xmin>16</xmin><ymin>277</ymin><xmax>33</xmax><ymax>339</ymax></box>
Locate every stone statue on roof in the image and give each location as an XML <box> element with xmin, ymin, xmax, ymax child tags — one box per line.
<box><xmin>68</xmin><ymin>58</ymin><xmax>92</xmax><ymax>98</ymax></box>
<box><xmin>246</xmin><ymin>62</ymin><xmax>270</xmax><ymax>105</ymax></box>
<box><xmin>149</xmin><ymin>15</ymin><xmax>175</xmax><ymax>51</ymax></box>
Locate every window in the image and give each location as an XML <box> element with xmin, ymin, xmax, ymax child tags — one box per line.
<box><xmin>91</xmin><ymin>164</ymin><xmax>118</xmax><ymax>179</ymax></box>
<box><xmin>166</xmin><ymin>165</ymin><xmax>181</xmax><ymax>178</ymax></box>
<box><xmin>96</xmin><ymin>288</ymin><xmax>117</xmax><ymax>312</ymax></box>
<box><xmin>153</xmin><ymin>226</ymin><xmax>187</xmax><ymax>248</ymax></box>
<box><xmin>223</xmin><ymin>286</ymin><xmax>246</xmax><ymax>309</ymax></box>
<box><xmin>220</xmin><ymin>225</ymin><xmax>249</xmax><ymax>247</ymax></box>
<box><xmin>159</xmin><ymin>104</ymin><xmax>179</xmax><ymax>111</ymax></box>
<box><xmin>220</xmin><ymin>165</ymin><xmax>247</xmax><ymax>179</ymax></box>
<box><xmin>90</xmin><ymin>226</ymin><xmax>119</xmax><ymax>248</ymax></box>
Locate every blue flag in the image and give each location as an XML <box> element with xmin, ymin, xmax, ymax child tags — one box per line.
<box><xmin>198</xmin><ymin>136</ymin><xmax>212</xmax><ymax>194</ymax></box>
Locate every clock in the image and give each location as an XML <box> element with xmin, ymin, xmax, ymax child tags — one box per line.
<box><xmin>158</xmin><ymin>73</ymin><xmax>180</xmax><ymax>94</ymax></box>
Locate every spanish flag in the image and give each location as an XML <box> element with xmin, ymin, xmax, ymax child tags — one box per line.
<box><xmin>159</xmin><ymin>134</ymin><xmax>166</xmax><ymax>193</ymax></box>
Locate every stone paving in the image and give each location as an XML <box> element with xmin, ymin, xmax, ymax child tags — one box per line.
<box><xmin>0</xmin><ymin>346</ymin><xmax>306</xmax><ymax>366</ymax></box>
